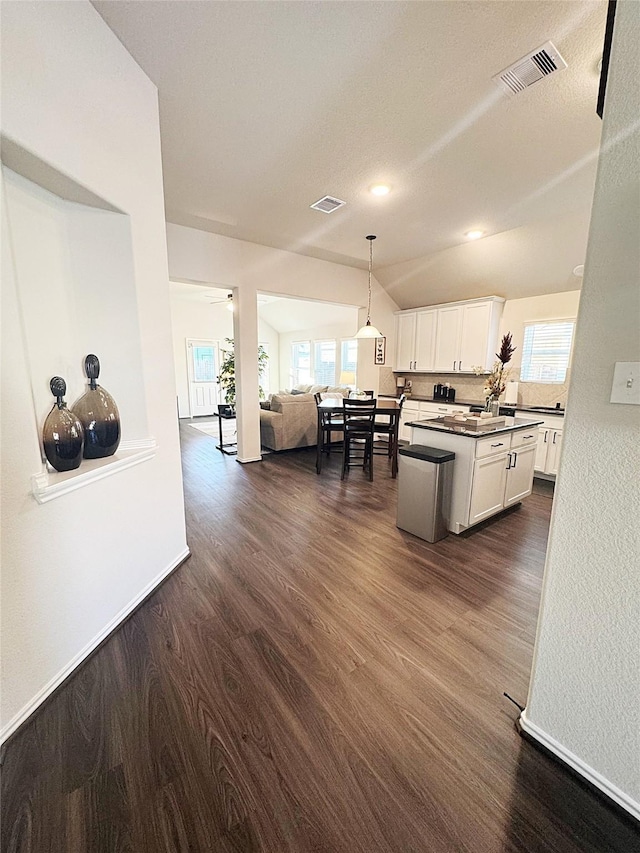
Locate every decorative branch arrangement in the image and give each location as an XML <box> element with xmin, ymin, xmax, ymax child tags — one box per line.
<box><xmin>482</xmin><ymin>332</ymin><xmax>516</xmax><ymax>404</ymax></box>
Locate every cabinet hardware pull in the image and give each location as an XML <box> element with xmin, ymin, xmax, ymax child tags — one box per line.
<box><xmin>506</xmin><ymin>453</ymin><xmax>512</xmax><ymax>469</ymax></box>
<box><xmin>438</xmin><ymin>407</ymin><xmax>447</xmax><ymax>411</ymax></box>
<box><xmin>513</xmin><ymin>451</ymin><xmax>517</xmax><ymax>467</ymax></box>
<box><xmin>544</xmin><ymin>431</ymin><xmax>548</xmax><ymax>443</ymax></box>
<box><xmin>553</xmin><ymin>432</ymin><xmax>557</xmax><ymax>444</ymax></box>
<box><xmin>458</xmin><ymin>361</ymin><xmax>462</xmax><ymax>370</ymax></box>
<box><xmin>453</xmin><ymin>360</ymin><xmax>456</xmax><ymax>371</ymax></box>
<box><xmin>491</xmin><ymin>443</ymin><xmax>504</xmax><ymax>448</ymax></box>
<box><xmin>523</xmin><ymin>434</ymin><xmax>534</xmax><ymax>439</ymax></box>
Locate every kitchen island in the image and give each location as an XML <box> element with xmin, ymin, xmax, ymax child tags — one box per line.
<box><xmin>407</xmin><ymin>416</ymin><xmax>544</xmax><ymax>534</ymax></box>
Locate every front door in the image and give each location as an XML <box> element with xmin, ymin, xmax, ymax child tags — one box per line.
<box><xmin>186</xmin><ymin>339</ymin><xmax>219</xmax><ymax>417</ymax></box>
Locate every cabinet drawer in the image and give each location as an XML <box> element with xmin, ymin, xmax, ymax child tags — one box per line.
<box><xmin>511</xmin><ymin>429</ymin><xmax>538</xmax><ymax>449</ymax></box>
<box><xmin>475</xmin><ymin>433</ymin><xmax>512</xmax><ymax>459</ymax></box>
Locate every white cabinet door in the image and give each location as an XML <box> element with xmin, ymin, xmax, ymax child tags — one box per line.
<box><xmin>459</xmin><ymin>302</ymin><xmax>491</xmax><ymax>372</ymax></box>
<box><xmin>414</xmin><ymin>310</ymin><xmax>437</xmax><ymax>371</ymax></box>
<box><xmin>504</xmin><ymin>444</ymin><xmax>537</xmax><ymax>506</ymax></box>
<box><xmin>400</xmin><ymin>406</ymin><xmax>420</xmax><ymax>442</ymax></box>
<box><xmin>468</xmin><ymin>452</ymin><xmax>509</xmax><ymax>525</ymax></box>
<box><xmin>434</xmin><ymin>306</ymin><xmax>462</xmax><ymax>371</ymax></box>
<box><xmin>395</xmin><ymin>313</ymin><xmax>417</xmax><ymax>370</ymax></box>
<box><xmin>534</xmin><ymin>428</ymin><xmax>549</xmax><ymax>472</ymax></box>
<box><xmin>546</xmin><ymin>429</ymin><xmax>563</xmax><ymax>476</ymax></box>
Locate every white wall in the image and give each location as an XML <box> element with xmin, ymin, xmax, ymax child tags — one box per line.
<box><xmin>523</xmin><ymin>0</ymin><xmax>640</xmax><ymax>819</ymax></box>
<box><xmin>169</xmin><ymin>294</ymin><xmax>279</xmax><ymax>417</ymax></box>
<box><xmin>166</xmin><ymin>223</ymin><xmax>400</xmax><ymax>455</ymax></box>
<box><xmin>0</xmin><ymin>2</ymin><xmax>187</xmax><ymax>738</ymax></box>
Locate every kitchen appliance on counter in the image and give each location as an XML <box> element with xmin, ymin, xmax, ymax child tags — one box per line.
<box><xmin>433</xmin><ymin>383</ymin><xmax>456</xmax><ymax>402</ymax></box>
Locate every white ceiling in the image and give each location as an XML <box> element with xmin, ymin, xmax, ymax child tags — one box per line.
<box><xmin>169</xmin><ymin>281</ymin><xmax>357</xmax><ymax>334</ymax></box>
<box><xmin>95</xmin><ymin>1</ymin><xmax>606</xmax><ymax>301</ymax></box>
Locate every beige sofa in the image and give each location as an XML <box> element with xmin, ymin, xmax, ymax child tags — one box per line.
<box><xmin>260</xmin><ymin>393</ymin><xmax>318</xmax><ymax>451</ymax></box>
<box><xmin>259</xmin><ymin>386</ymin><xmax>350</xmax><ymax>452</ymax></box>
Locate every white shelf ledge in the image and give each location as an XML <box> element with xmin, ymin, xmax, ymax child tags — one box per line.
<box><xmin>31</xmin><ymin>438</ymin><xmax>157</xmax><ymax>504</ymax></box>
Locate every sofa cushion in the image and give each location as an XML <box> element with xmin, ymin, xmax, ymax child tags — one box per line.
<box><xmin>270</xmin><ymin>392</ymin><xmax>315</xmax><ymax>413</ymax></box>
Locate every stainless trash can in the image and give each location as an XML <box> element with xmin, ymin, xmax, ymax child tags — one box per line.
<box><xmin>396</xmin><ymin>445</ymin><xmax>455</xmax><ymax>542</ymax></box>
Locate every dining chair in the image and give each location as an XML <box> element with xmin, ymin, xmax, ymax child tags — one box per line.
<box><xmin>341</xmin><ymin>398</ymin><xmax>376</xmax><ymax>481</ymax></box>
<box><xmin>315</xmin><ymin>393</ymin><xmax>345</xmax><ymax>474</ymax></box>
<box><xmin>373</xmin><ymin>394</ymin><xmax>405</xmax><ymax>476</ymax></box>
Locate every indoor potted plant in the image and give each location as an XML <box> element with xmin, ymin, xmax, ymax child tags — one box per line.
<box><xmin>217</xmin><ymin>338</ymin><xmax>269</xmax><ymax>408</ymax></box>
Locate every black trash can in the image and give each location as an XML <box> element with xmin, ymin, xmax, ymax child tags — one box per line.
<box><xmin>396</xmin><ymin>445</ymin><xmax>455</xmax><ymax>542</ymax></box>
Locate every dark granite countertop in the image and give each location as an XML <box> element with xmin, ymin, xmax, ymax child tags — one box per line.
<box><xmin>381</xmin><ymin>394</ymin><xmax>565</xmax><ymax>416</ymax></box>
<box><xmin>406</xmin><ymin>416</ymin><xmax>544</xmax><ymax>438</ymax></box>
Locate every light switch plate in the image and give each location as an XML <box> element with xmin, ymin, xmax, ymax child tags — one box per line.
<box><xmin>610</xmin><ymin>362</ymin><xmax>640</xmax><ymax>405</ymax></box>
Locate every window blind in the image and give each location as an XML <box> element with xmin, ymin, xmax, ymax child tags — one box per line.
<box><xmin>314</xmin><ymin>340</ymin><xmax>337</xmax><ymax>386</ymax></box>
<box><xmin>521</xmin><ymin>321</ymin><xmax>575</xmax><ymax>383</ymax></box>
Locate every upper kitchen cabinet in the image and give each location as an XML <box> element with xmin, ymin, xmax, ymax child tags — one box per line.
<box><xmin>394</xmin><ymin>308</ymin><xmax>437</xmax><ymax>371</ymax></box>
<box><xmin>394</xmin><ymin>297</ymin><xmax>504</xmax><ymax>373</ymax></box>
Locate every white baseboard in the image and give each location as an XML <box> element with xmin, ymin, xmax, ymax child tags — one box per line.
<box><xmin>237</xmin><ymin>455</ymin><xmax>262</xmax><ymax>464</ymax></box>
<box><xmin>0</xmin><ymin>546</ymin><xmax>190</xmax><ymax>745</ymax></box>
<box><xmin>519</xmin><ymin>710</ymin><xmax>640</xmax><ymax>822</ymax></box>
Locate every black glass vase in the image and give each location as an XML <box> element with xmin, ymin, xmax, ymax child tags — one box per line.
<box><xmin>72</xmin><ymin>354</ymin><xmax>121</xmax><ymax>459</ymax></box>
<box><xmin>43</xmin><ymin>377</ymin><xmax>84</xmax><ymax>472</ymax></box>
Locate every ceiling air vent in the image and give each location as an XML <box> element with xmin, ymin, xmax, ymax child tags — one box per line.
<box><xmin>310</xmin><ymin>195</ymin><xmax>346</xmax><ymax>214</ymax></box>
<box><xmin>493</xmin><ymin>41</ymin><xmax>567</xmax><ymax>95</ymax></box>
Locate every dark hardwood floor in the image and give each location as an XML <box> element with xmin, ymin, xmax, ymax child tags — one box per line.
<box><xmin>2</xmin><ymin>425</ymin><xmax>638</xmax><ymax>852</ymax></box>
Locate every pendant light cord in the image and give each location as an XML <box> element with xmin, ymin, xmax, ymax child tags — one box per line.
<box><xmin>366</xmin><ymin>234</ymin><xmax>376</xmax><ymax>324</ymax></box>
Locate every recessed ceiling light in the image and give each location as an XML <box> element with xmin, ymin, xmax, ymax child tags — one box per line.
<box><xmin>465</xmin><ymin>230</ymin><xmax>484</xmax><ymax>240</ymax></box>
<box><xmin>370</xmin><ymin>184</ymin><xmax>391</xmax><ymax>196</ymax></box>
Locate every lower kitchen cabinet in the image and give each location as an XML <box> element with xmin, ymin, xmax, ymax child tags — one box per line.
<box><xmin>469</xmin><ymin>451</ymin><xmax>509</xmax><ymax>524</ymax></box>
<box><xmin>410</xmin><ymin>422</ymin><xmax>541</xmax><ymax>534</ymax></box>
<box><xmin>469</xmin><ymin>442</ymin><xmax>536</xmax><ymax>524</ymax></box>
<box><xmin>504</xmin><ymin>442</ymin><xmax>537</xmax><ymax>505</ymax></box>
<box><xmin>535</xmin><ymin>426</ymin><xmax>563</xmax><ymax>476</ymax></box>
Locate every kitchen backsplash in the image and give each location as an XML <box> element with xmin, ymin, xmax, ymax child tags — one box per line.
<box><xmin>378</xmin><ymin>366</ymin><xmax>570</xmax><ymax>408</ymax></box>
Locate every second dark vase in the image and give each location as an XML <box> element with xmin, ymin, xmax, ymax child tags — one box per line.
<box><xmin>73</xmin><ymin>354</ymin><xmax>121</xmax><ymax>459</ymax></box>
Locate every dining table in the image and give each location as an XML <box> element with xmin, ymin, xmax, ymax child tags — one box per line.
<box><xmin>316</xmin><ymin>397</ymin><xmax>403</xmax><ymax>478</ymax></box>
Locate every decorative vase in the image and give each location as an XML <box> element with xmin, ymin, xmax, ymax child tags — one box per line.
<box><xmin>490</xmin><ymin>399</ymin><xmax>501</xmax><ymax>417</ymax></box>
<box><xmin>43</xmin><ymin>377</ymin><xmax>84</xmax><ymax>472</ymax></box>
<box><xmin>73</xmin><ymin>354</ymin><xmax>121</xmax><ymax>459</ymax></box>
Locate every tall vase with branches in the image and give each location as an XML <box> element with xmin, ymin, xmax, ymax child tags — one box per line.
<box><xmin>482</xmin><ymin>333</ymin><xmax>516</xmax><ymax>413</ymax></box>
<box><xmin>217</xmin><ymin>338</ymin><xmax>269</xmax><ymax>407</ymax></box>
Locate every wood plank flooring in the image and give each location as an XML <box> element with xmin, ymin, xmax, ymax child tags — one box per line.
<box><xmin>2</xmin><ymin>424</ymin><xmax>638</xmax><ymax>852</ymax></box>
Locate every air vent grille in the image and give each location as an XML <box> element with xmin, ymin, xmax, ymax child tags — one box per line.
<box><xmin>493</xmin><ymin>41</ymin><xmax>567</xmax><ymax>95</ymax></box>
<box><xmin>310</xmin><ymin>195</ymin><xmax>346</xmax><ymax>214</ymax></box>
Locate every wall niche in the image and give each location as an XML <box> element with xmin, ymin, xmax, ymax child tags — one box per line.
<box><xmin>2</xmin><ymin>152</ymin><xmax>155</xmax><ymax>502</ymax></box>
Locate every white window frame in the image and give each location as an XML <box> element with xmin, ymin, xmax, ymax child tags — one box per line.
<box><xmin>520</xmin><ymin>318</ymin><xmax>576</xmax><ymax>384</ymax></box>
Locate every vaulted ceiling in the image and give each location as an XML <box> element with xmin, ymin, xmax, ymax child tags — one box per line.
<box><xmin>94</xmin><ymin>1</ymin><xmax>606</xmax><ymax>305</ymax></box>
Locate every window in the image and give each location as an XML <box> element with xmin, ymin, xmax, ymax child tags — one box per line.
<box><xmin>521</xmin><ymin>321</ymin><xmax>575</xmax><ymax>383</ymax></box>
<box><xmin>192</xmin><ymin>345</ymin><xmax>216</xmax><ymax>382</ymax></box>
<box><xmin>291</xmin><ymin>341</ymin><xmax>311</xmax><ymax>386</ymax></box>
<box><xmin>314</xmin><ymin>340</ymin><xmax>336</xmax><ymax>386</ymax></box>
<box><xmin>340</xmin><ymin>338</ymin><xmax>358</xmax><ymax>387</ymax></box>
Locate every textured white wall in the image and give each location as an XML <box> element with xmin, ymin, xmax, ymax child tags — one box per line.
<box><xmin>524</xmin><ymin>0</ymin><xmax>640</xmax><ymax>814</ymax></box>
<box><xmin>0</xmin><ymin>2</ymin><xmax>187</xmax><ymax>736</ymax></box>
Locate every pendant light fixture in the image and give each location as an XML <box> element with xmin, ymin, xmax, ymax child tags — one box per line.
<box><xmin>355</xmin><ymin>235</ymin><xmax>382</xmax><ymax>339</ymax></box>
